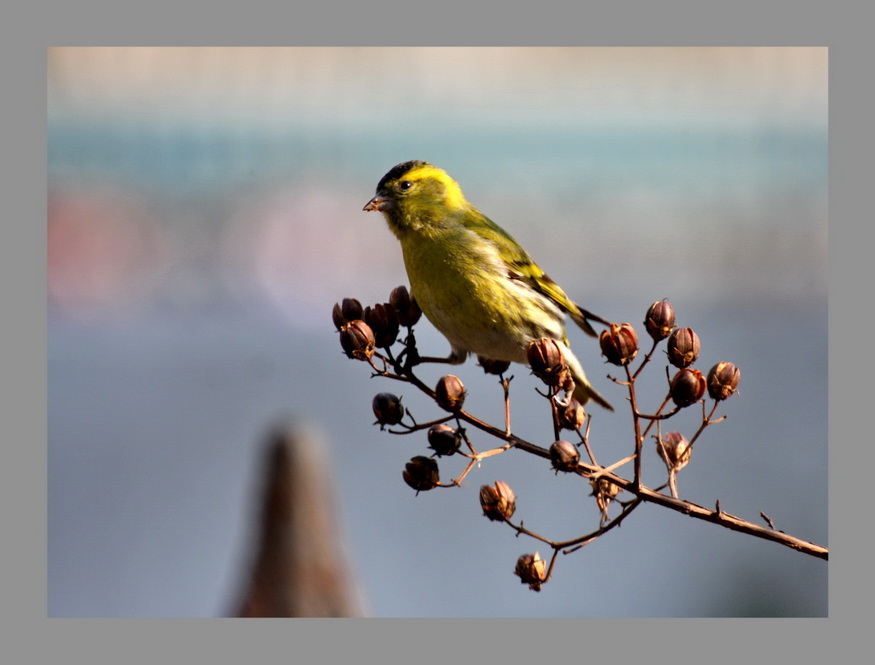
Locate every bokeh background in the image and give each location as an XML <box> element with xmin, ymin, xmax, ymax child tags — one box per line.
<box><xmin>47</xmin><ymin>46</ymin><xmax>827</xmax><ymax>617</ymax></box>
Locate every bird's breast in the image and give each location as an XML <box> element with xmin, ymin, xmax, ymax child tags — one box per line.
<box><xmin>400</xmin><ymin>228</ymin><xmax>565</xmax><ymax>361</ymax></box>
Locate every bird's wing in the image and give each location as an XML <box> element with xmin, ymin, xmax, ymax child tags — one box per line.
<box><xmin>462</xmin><ymin>208</ymin><xmax>610</xmax><ymax>336</ymax></box>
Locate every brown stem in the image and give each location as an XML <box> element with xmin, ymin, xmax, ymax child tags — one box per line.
<box><xmin>589</xmin><ymin>468</ymin><xmax>828</xmax><ymax>559</ymax></box>
<box><xmin>542</xmin><ymin>549</ymin><xmax>561</xmax><ymax>584</ymax></box>
<box><xmin>380</xmin><ymin>349</ymin><xmax>828</xmax><ymax>560</ymax></box>
<box><xmin>560</xmin><ymin>497</ymin><xmax>643</xmax><ymax>552</ymax></box>
<box><xmin>386</xmin><ymin>414</ymin><xmax>453</xmax><ymax>435</ymax></box>
<box><xmin>501</xmin><ymin>376</ymin><xmax>513</xmax><ymax>436</ymax></box>
<box><xmin>632</xmin><ymin>338</ymin><xmax>661</xmax><ymax>381</ymax></box>
<box><xmin>687</xmin><ymin>401</ymin><xmax>722</xmax><ymax>451</ymax></box>
<box><xmin>625</xmin><ymin>364</ymin><xmax>643</xmax><ymax>491</ymax></box>
<box><xmin>667</xmin><ymin>470</ymin><xmax>679</xmax><ymax>499</ymax></box>
<box><xmin>578</xmin><ymin>416</ymin><xmax>597</xmax><ymax>466</ymax></box>
<box><xmin>457</xmin><ymin>393</ymin><xmax>826</xmax><ymax>558</ymax></box>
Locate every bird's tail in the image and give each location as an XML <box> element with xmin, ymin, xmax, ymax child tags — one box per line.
<box><xmin>568</xmin><ymin>302</ymin><xmax>611</xmax><ymax>338</ymax></box>
<box><xmin>558</xmin><ymin>340</ymin><xmax>614</xmax><ymax>411</ymax></box>
<box><xmin>572</xmin><ymin>376</ymin><xmax>614</xmax><ymax>411</ymax></box>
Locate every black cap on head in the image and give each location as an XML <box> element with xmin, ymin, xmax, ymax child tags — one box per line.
<box><xmin>377</xmin><ymin>160</ymin><xmax>431</xmax><ymax>190</ymax></box>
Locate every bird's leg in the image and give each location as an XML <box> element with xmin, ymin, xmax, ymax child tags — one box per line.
<box><xmin>400</xmin><ymin>338</ymin><xmax>463</xmax><ymax>369</ymax></box>
<box><xmin>416</xmin><ymin>348</ymin><xmax>468</xmax><ymax>365</ymax></box>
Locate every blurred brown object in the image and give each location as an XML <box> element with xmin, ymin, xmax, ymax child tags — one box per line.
<box><xmin>233</xmin><ymin>424</ymin><xmax>366</xmax><ymax>617</ymax></box>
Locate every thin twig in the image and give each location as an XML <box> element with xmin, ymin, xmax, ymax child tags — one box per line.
<box><xmin>364</xmin><ymin>330</ymin><xmax>828</xmax><ymax>561</ymax></box>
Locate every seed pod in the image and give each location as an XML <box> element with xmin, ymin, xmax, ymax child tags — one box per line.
<box><xmin>372</xmin><ymin>392</ymin><xmax>404</xmax><ymax>427</ymax></box>
<box><xmin>527</xmin><ymin>338</ymin><xmax>568</xmax><ymax>387</ymax></box>
<box><xmin>339</xmin><ymin>319</ymin><xmax>376</xmax><ymax>361</ymax></box>
<box><xmin>644</xmin><ymin>299</ymin><xmax>676</xmax><ymax>341</ymax></box>
<box><xmin>656</xmin><ymin>431</ymin><xmax>692</xmax><ymax>472</ymax></box>
<box><xmin>427</xmin><ymin>424</ymin><xmax>461</xmax><ymax>457</ymax></box>
<box><xmin>331</xmin><ymin>303</ymin><xmax>346</xmax><ymax>331</ymax></box>
<box><xmin>479</xmin><ymin>481</ymin><xmax>517</xmax><ymax>522</ymax></box>
<box><xmin>557</xmin><ymin>397</ymin><xmax>587</xmax><ymax>431</ymax></box>
<box><xmin>332</xmin><ymin>298</ymin><xmax>364</xmax><ymax>331</ymax></box>
<box><xmin>364</xmin><ymin>303</ymin><xmax>400</xmax><ymax>348</ymax></box>
<box><xmin>478</xmin><ymin>356</ymin><xmax>511</xmax><ymax>376</ymax></box>
<box><xmin>389</xmin><ymin>285</ymin><xmax>423</xmax><ymax>328</ymax></box>
<box><xmin>666</xmin><ymin>327</ymin><xmax>700</xmax><ymax>368</ymax></box>
<box><xmin>514</xmin><ymin>552</ymin><xmax>548</xmax><ymax>592</ymax></box>
<box><xmin>434</xmin><ymin>375</ymin><xmax>466</xmax><ymax>412</ymax></box>
<box><xmin>707</xmin><ymin>362</ymin><xmax>741</xmax><ymax>401</ymax></box>
<box><xmin>549</xmin><ymin>440</ymin><xmax>580</xmax><ymax>472</ymax></box>
<box><xmin>670</xmin><ymin>368</ymin><xmax>707</xmax><ymax>408</ymax></box>
<box><xmin>590</xmin><ymin>477</ymin><xmax>621</xmax><ymax>521</ymax></box>
<box><xmin>402</xmin><ymin>456</ymin><xmax>440</xmax><ymax>493</ymax></box>
<box><xmin>599</xmin><ymin>323</ymin><xmax>639</xmax><ymax>366</ymax></box>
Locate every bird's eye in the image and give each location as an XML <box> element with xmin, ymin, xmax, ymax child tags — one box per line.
<box><xmin>399</xmin><ymin>180</ymin><xmax>413</xmax><ymax>191</ymax></box>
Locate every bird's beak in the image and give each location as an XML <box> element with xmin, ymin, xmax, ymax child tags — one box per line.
<box><xmin>363</xmin><ymin>195</ymin><xmax>391</xmax><ymax>212</ymax></box>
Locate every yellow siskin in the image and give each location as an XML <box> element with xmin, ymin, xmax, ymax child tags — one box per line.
<box><xmin>363</xmin><ymin>160</ymin><xmax>613</xmax><ymax>410</ymax></box>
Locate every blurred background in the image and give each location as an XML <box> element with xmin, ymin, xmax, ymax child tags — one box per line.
<box><xmin>47</xmin><ymin>47</ymin><xmax>827</xmax><ymax>617</ymax></box>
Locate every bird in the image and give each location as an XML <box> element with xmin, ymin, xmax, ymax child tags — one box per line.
<box><xmin>363</xmin><ymin>160</ymin><xmax>613</xmax><ymax>410</ymax></box>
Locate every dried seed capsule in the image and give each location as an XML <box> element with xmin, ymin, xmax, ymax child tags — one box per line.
<box><xmin>526</xmin><ymin>338</ymin><xmax>568</xmax><ymax>387</ymax></box>
<box><xmin>479</xmin><ymin>480</ymin><xmax>516</xmax><ymax>522</ymax></box>
<box><xmin>557</xmin><ymin>397</ymin><xmax>587</xmax><ymax>431</ymax></box>
<box><xmin>670</xmin><ymin>368</ymin><xmax>707</xmax><ymax>407</ymax></box>
<box><xmin>644</xmin><ymin>299</ymin><xmax>676</xmax><ymax>341</ymax></box>
<box><xmin>402</xmin><ymin>456</ymin><xmax>440</xmax><ymax>493</ymax></box>
<box><xmin>666</xmin><ymin>327</ymin><xmax>700</xmax><ymax>368</ymax></box>
<box><xmin>549</xmin><ymin>440</ymin><xmax>580</xmax><ymax>472</ymax></box>
<box><xmin>434</xmin><ymin>375</ymin><xmax>466</xmax><ymax>412</ymax></box>
<box><xmin>656</xmin><ymin>431</ymin><xmax>692</xmax><ymax>472</ymax></box>
<box><xmin>599</xmin><ymin>323</ymin><xmax>639</xmax><ymax>366</ymax></box>
<box><xmin>364</xmin><ymin>303</ymin><xmax>400</xmax><ymax>348</ymax></box>
<box><xmin>332</xmin><ymin>298</ymin><xmax>364</xmax><ymax>331</ymax></box>
<box><xmin>707</xmin><ymin>362</ymin><xmax>741</xmax><ymax>401</ymax></box>
<box><xmin>590</xmin><ymin>477</ymin><xmax>621</xmax><ymax>521</ymax></box>
<box><xmin>372</xmin><ymin>392</ymin><xmax>404</xmax><ymax>427</ymax></box>
<box><xmin>514</xmin><ymin>552</ymin><xmax>548</xmax><ymax>592</ymax></box>
<box><xmin>389</xmin><ymin>285</ymin><xmax>422</xmax><ymax>328</ymax></box>
<box><xmin>561</xmin><ymin>373</ymin><xmax>576</xmax><ymax>396</ymax></box>
<box><xmin>342</xmin><ymin>298</ymin><xmax>363</xmax><ymax>321</ymax></box>
<box><xmin>339</xmin><ymin>319</ymin><xmax>376</xmax><ymax>361</ymax></box>
<box><xmin>331</xmin><ymin>303</ymin><xmax>346</xmax><ymax>331</ymax></box>
<box><xmin>478</xmin><ymin>356</ymin><xmax>511</xmax><ymax>376</ymax></box>
<box><xmin>427</xmin><ymin>423</ymin><xmax>461</xmax><ymax>457</ymax></box>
